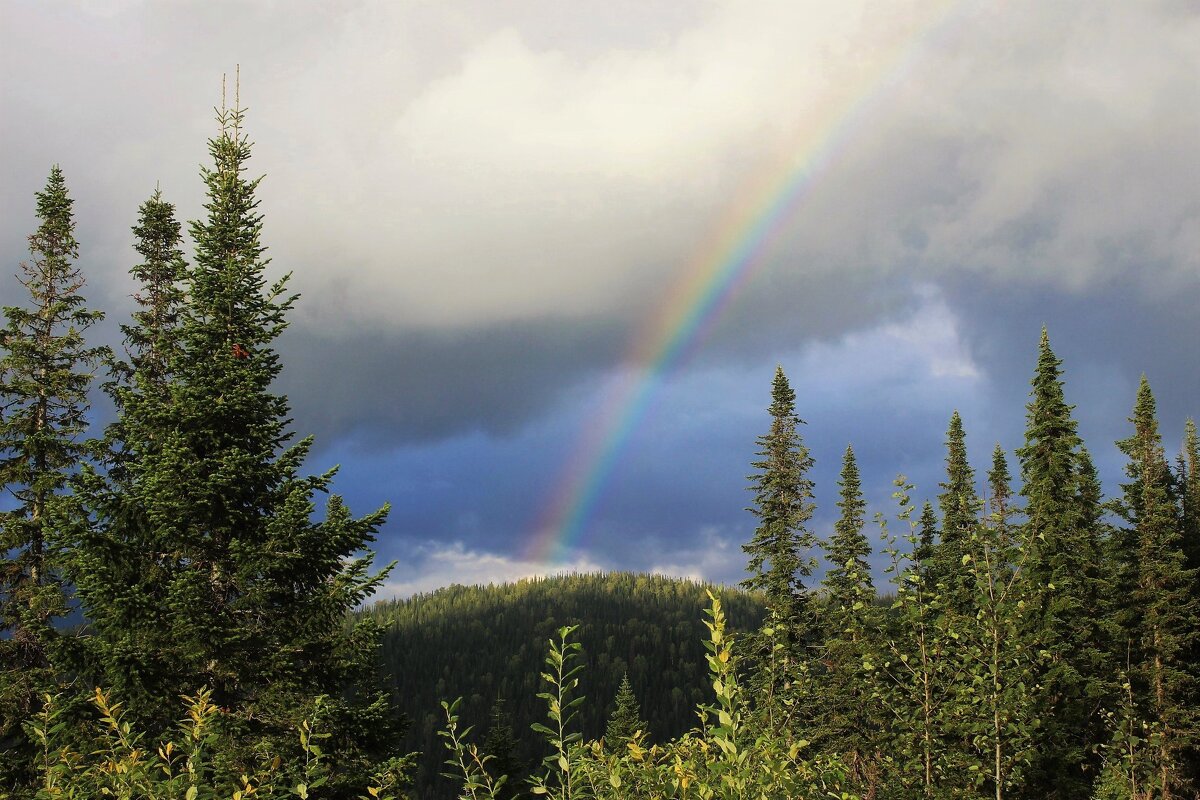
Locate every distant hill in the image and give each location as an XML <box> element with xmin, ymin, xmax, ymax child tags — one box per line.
<box><xmin>360</xmin><ymin>571</ymin><xmax>765</xmax><ymax>799</ymax></box>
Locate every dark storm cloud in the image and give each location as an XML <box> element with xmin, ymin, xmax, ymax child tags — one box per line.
<box><xmin>278</xmin><ymin>315</ymin><xmax>627</xmax><ymax>449</ymax></box>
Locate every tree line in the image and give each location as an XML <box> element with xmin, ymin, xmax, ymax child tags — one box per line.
<box><xmin>728</xmin><ymin>343</ymin><xmax>1199</xmax><ymax>799</ymax></box>
<box><xmin>1</xmin><ymin>87</ymin><xmax>1197</xmax><ymax>800</ymax></box>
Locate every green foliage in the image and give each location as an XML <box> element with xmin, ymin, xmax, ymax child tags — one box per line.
<box><xmin>741</xmin><ymin>366</ymin><xmax>818</xmax><ymax>733</ymax></box>
<box><xmin>15</xmin><ymin>686</ymin><xmax>412</xmax><ymax>800</ymax></box>
<box><xmin>1016</xmin><ymin>329</ymin><xmax>1110</xmax><ymax>799</ymax></box>
<box><xmin>440</xmin><ymin>698</ymin><xmax>507</xmax><ymax>800</ymax></box>
<box><xmin>481</xmin><ymin>700</ymin><xmax>523</xmax><ymax>800</ymax></box>
<box><xmin>603</xmin><ymin>673</ymin><xmax>645</xmax><ymax>750</ymax></box>
<box><xmin>1113</xmin><ymin>377</ymin><xmax>1199</xmax><ymax>798</ymax></box>
<box><xmin>55</xmin><ymin>93</ymin><xmax>405</xmax><ymax>792</ymax></box>
<box><xmin>742</xmin><ymin>366</ymin><xmax>816</xmax><ymax>629</ymax></box>
<box><xmin>529</xmin><ymin>626</ymin><xmax>585</xmax><ymax>800</ymax></box>
<box><xmin>873</xmin><ymin>476</ymin><xmax>960</xmax><ymax>798</ymax></box>
<box><xmin>67</xmin><ymin>187</ymin><xmax>190</xmax><ymax>726</ymax></box>
<box><xmin>816</xmin><ymin>445</ymin><xmax>884</xmax><ymax>795</ymax></box>
<box><xmin>440</xmin><ymin>594</ymin><xmax>853</xmax><ymax>800</ymax></box>
<box><xmin>952</xmin><ymin>445</ymin><xmax>1041</xmax><ymax>799</ymax></box>
<box><xmin>366</xmin><ymin>572</ymin><xmax>762</xmax><ymax>796</ymax></box>
<box><xmin>929</xmin><ymin>410</ymin><xmax>981</xmax><ymax>619</ymax></box>
<box><xmin>0</xmin><ymin>165</ymin><xmax>106</xmax><ymax>790</ymax></box>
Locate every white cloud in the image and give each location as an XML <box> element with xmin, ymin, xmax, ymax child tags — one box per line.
<box><xmin>797</xmin><ymin>286</ymin><xmax>983</xmax><ymax>393</ymax></box>
<box><xmin>646</xmin><ymin>526</ymin><xmax>745</xmax><ymax>587</ymax></box>
<box><xmin>24</xmin><ymin>0</ymin><xmax>1197</xmax><ymax>332</ymax></box>
<box><xmin>374</xmin><ymin>525</ymin><xmax>752</xmax><ymax>601</ymax></box>
<box><xmin>373</xmin><ymin>540</ymin><xmax>606</xmax><ymax>600</ymax></box>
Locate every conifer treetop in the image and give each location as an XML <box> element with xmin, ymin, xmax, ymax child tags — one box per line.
<box><xmin>824</xmin><ymin>444</ymin><xmax>873</xmax><ymax>602</ymax></box>
<box><xmin>742</xmin><ymin>365</ymin><xmax>816</xmax><ymax>616</ymax></box>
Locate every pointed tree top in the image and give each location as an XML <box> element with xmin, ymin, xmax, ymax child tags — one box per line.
<box><xmin>989</xmin><ymin>443</ymin><xmax>1009</xmax><ymax>482</ymax></box>
<box><xmin>769</xmin><ymin>365</ymin><xmax>796</xmax><ymax>417</ymax></box>
<box><xmin>1131</xmin><ymin>374</ymin><xmax>1158</xmax><ymax>434</ymax></box>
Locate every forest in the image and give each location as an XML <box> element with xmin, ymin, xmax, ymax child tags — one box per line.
<box><xmin>364</xmin><ymin>572</ymin><xmax>764</xmax><ymax>796</ymax></box>
<box><xmin>1</xmin><ymin>97</ymin><xmax>1198</xmax><ymax>800</ymax></box>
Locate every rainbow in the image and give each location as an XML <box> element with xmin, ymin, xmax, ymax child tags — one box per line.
<box><xmin>525</xmin><ymin>1</ymin><xmax>972</xmax><ymax>565</ymax></box>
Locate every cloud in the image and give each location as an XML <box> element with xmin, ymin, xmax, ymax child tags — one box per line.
<box><xmin>13</xmin><ymin>1</ymin><xmax>1195</xmax><ymax>328</ymax></box>
<box><xmin>645</xmin><ymin>526</ymin><xmax>747</xmax><ymax>588</ymax></box>
<box><xmin>374</xmin><ymin>540</ymin><xmax>606</xmax><ymax>600</ymax></box>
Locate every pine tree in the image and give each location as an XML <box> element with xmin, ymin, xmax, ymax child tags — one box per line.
<box><xmin>742</xmin><ymin>366</ymin><xmax>817</xmax><ymax>728</ymax></box>
<box><xmin>72</xmin><ymin>90</ymin><xmax>403</xmax><ymax>787</ymax></box>
<box><xmin>0</xmin><ymin>166</ymin><xmax>105</xmax><ymax>790</ymax></box>
<box><xmin>932</xmin><ymin>411</ymin><xmax>978</xmax><ymax>609</ymax></box>
<box><xmin>605</xmin><ymin>673</ymin><xmax>647</xmax><ymax>749</ymax></box>
<box><xmin>823</xmin><ymin>445</ymin><xmax>873</xmax><ymax>612</ymax></box>
<box><xmin>818</xmin><ymin>445</ymin><xmax>882</xmax><ymax>794</ymax></box>
<box><xmin>69</xmin><ymin>189</ymin><xmax>191</xmax><ymax>720</ymax></box>
<box><xmin>1179</xmin><ymin>419</ymin><xmax>1199</xmax><ymax>579</ymax></box>
<box><xmin>914</xmin><ymin>500</ymin><xmax>938</xmax><ymax>571</ymax></box>
<box><xmin>1114</xmin><ymin>377</ymin><xmax>1199</xmax><ymax>799</ymax></box>
<box><xmin>1180</xmin><ymin>419</ymin><xmax>1200</xmax><ymax>789</ymax></box>
<box><xmin>482</xmin><ymin>698</ymin><xmax>523</xmax><ymax>800</ymax></box>
<box><xmin>1015</xmin><ymin>328</ymin><xmax>1108</xmax><ymax>800</ymax></box>
<box><xmin>124</xmin><ymin>188</ymin><xmax>188</xmax><ymax>389</ymax></box>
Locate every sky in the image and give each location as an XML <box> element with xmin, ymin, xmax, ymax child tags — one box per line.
<box><xmin>2</xmin><ymin>0</ymin><xmax>1198</xmax><ymax>599</ymax></box>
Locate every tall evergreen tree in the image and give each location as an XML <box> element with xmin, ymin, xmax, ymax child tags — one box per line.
<box><xmin>0</xmin><ymin>166</ymin><xmax>105</xmax><ymax>790</ymax></box>
<box><xmin>120</xmin><ymin>187</ymin><xmax>188</xmax><ymax>392</ymax></box>
<box><xmin>1114</xmin><ymin>377</ymin><xmax>1199</xmax><ymax>799</ymax></box>
<box><xmin>823</xmin><ymin>445</ymin><xmax>873</xmax><ymax>611</ymax></box>
<box><xmin>742</xmin><ymin>365</ymin><xmax>816</xmax><ymax>727</ymax></box>
<box><xmin>1015</xmin><ymin>328</ymin><xmax>1107</xmax><ymax>800</ymax></box>
<box><xmin>1179</xmin><ymin>419</ymin><xmax>1200</xmax><ymax>579</ymax></box>
<box><xmin>482</xmin><ymin>698</ymin><xmax>523</xmax><ymax>800</ymax></box>
<box><xmin>818</xmin><ymin>445</ymin><xmax>882</xmax><ymax>794</ymax></box>
<box><xmin>72</xmin><ymin>93</ymin><xmax>403</xmax><ymax>789</ymax></box>
<box><xmin>70</xmin><ymin>189</ymin><xmax>190</xmax><ymax>719</ymax></box>
<box><xmin>914</xmin><ymin>500</ymin><xmax>938</xmax><ymax>571</ymax></box>
<box><xmin>932</xmin><ymin>411</ymin><xmax>978</xmax><ymax>608</ymax></box>
<box><xmin>605</xmin><ymin>673</ymin><xmax>647</xmax><ymax>749</ymax></box>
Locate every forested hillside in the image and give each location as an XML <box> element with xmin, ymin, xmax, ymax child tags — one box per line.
<box><xmin>361</xmin><ymin>573</ymin><xmax>764</xmax><ymax>797</ymax></box>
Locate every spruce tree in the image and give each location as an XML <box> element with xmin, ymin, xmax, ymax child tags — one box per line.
<box><xmin>742</xmin><ymin>365</ymin><xmax>817</xmax><ymax>729</ymax></box>
<box><xmin>818</xmin><ymin>445</ymin><xmax>882</xmax><ymax>794</ymax></box>
<box><xmin>932</xmin><ymin>410</ymin><xmax>978</xmax><ymax>609</ymax></box>
<box><xmin>482</xmin><ymin>698</ymin><xmax>523</xmax><ymax>800</ymax></box>
<box><xmin>120</xmin><ymin>187</ymin><xmax>188</xmax><ymax>392</ymax></box>
<box><xmin>1015</xmin><ymin>328</ymin><xmax>1107</xmax><ymax>800</ymax></box>
<box><xmin>1114</xmin><ymin>377</ymin><xmax>1199</xmax><ymax>798</ymax></box>
<box><xmin>73</xmin><ymin>93</ymin><xmax>403</xmax><ymax>788</ymax></box>
<box><xmin>605</xmin><ymin>673</ymin><xmax>647</xmax><ymax>749</ymax></box>
<box><xmin>1179</xmin><ymin>419</ymin><xmax>1200</xmax><ymax>579</ymax></box>
<box><xmin>70</xmin><ymin>189</ymin><xmax>190</xmax><ymax>719</ymax></box>
<box><xmin>0</xmin><ymin>166</ymin><xmax>105</xmax><ymax>790</ymax></box>
<box><xmin>914</xmin><ymin>499</ymin><xmax>938</xmax><ymax>571</ymax></box>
